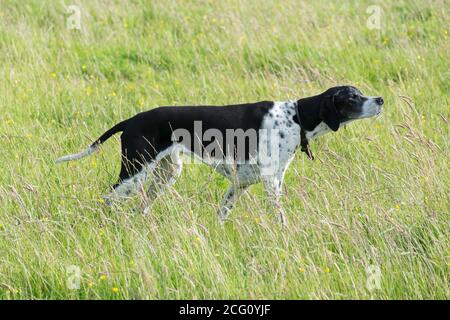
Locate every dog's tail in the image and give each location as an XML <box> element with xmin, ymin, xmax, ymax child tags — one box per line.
<box><xmin>55</xmin><ymin>119</ymin><xmax>129</xmax><ymax>163</ymax></box>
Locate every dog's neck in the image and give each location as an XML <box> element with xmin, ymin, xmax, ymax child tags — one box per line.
<box><xmin>294</xmin><ymin>94</ymin><xmax>324</xmax><ymax>131</ymax></box>
<box><xmin>293</xmin><ymin>93</ymin><xmax>336</xmax><ymax>160</ymax></box>
<box><xmin>293</xmin><ymin>94</ymin><xmax>324</xmax><ymax>160</ymax></box>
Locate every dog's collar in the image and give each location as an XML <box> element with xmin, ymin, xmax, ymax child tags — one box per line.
<box><xmin>294</xmin><ymin>102</ymin><xmax>314</xmax><ymax>160</ymax></box>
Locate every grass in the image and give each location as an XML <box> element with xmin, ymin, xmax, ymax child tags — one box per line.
<box><xmin>0</xmin><ymin>0</ymin><xmax>448</xmax><ymax>299</ymax></box>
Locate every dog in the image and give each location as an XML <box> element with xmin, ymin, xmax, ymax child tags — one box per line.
<box><xmin>56</xmin><ymin>85</ymin><xmax>383</xmax><ymax>225</ymax></box>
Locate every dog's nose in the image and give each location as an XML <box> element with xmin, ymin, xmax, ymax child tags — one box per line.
<box><xmin>376</xmin><ymin>97</ymin><xmax>384</xmax><ymax>105</ymax></box>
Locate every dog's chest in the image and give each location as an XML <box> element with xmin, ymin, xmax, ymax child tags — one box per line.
<box><xmin>261</xmin><ymin>101</ymin><xmax>300</xmax><ymax>164</ymax></box>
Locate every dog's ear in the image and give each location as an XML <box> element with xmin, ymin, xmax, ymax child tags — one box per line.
<box><xmin>319</xmin><ymin>94</ymin><xmax>340</xmax><ymax>131</ymax></box>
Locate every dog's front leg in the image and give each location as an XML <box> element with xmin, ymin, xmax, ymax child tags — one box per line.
<box><xmin>262</xmin><ymin>176</ymin><xmax>286</xmax><ymax>226</ymax></box>
<box><xmin>217</xmin><ymin>185</ymin><xmax>247</xmax><ymax>222</ymax></box>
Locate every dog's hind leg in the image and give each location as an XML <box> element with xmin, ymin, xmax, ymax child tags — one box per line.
<box><xmin>142</xmin><ymin>150</ymin><xmax>183</xmax><ymax>214</ymax></box>
<box><xmin>217</xmin><ymin>185</ymin><xmax>248</xmax><ymax>221</ymax></box>
<box><xmin>103</xmin><ymin>166</ymin><xmax>150</xmax><ymax>206</ymax></box>
<box><xmin>102</xmin><ymin>133</ymin><xmax>160</xmax><ymax>206</ymax></box>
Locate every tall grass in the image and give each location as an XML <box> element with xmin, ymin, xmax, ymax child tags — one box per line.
<box><xmin>0</xmin><ymin>0</ymin><xmax>448</xmax><ymax>299</ymax></box>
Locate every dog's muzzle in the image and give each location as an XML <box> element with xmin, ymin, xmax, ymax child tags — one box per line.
<box><xmin>360</xmin><ymin>96</ymin><xmax>384</xmax><ymax>118</ymax></box>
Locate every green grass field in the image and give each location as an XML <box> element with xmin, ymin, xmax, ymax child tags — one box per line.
<box><xmin>0</xmin><ymin>0</ymin><xmax>448</xmax><ymax>299</ymax></box>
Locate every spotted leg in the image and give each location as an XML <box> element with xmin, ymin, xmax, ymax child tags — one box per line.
<box><xmin>103</xmin><ymin>166</ymin><xmax>150</xmax><ymax>206</ymax></box>
<box><xmin>217</xmin><ymin>185</ymin><xmax>248</xmax><ymax>221</ymax></box>
<box><xmin>262</xmin><ymin>175</ymin><xmax>286</xmax><ymax>226</ymax></box>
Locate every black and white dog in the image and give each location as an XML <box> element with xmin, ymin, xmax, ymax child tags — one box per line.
<box><xmin>56</xmin><ymin>86</ymin><xmax>383</xmax><ymax>225</ymax></box>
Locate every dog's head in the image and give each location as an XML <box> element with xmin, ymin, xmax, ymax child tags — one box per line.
<box><xmin>319</xmin><ymin>86</ymin><xmax>383</xmax><ymax>131</ymax></box>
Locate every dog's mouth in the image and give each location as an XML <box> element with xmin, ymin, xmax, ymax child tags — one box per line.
<box><xmin>368</xmin><ymin>107</ymin><xmax>383</xmax><ymax>118</ymax></box>
<box><xmin>374</xmin><ymin>103</ymin><xmax>384</xmax><ymax>117</ymax></box>
<box><xmin>347</xmin><ymin>108</ymin><xmax>380</xmax><ymax>119</ymax></box>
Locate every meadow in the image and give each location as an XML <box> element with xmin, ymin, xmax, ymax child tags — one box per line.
<box><xmin>0</xmin><ymin>0</ymin><xmax>448</xmax><ymax>299</ymax></box>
